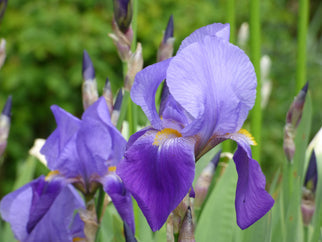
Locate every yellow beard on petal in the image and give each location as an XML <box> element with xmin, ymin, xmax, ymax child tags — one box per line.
<box><xmin>238</xmin><ymin>129</ymin><xmax>258</xmax><ymax>146</ymax></box>
<box><xmin>45</xmin><ymin>170</ymin><xmax>60</xmax><ymax>181</ymax></box>
<box><xmin>153</xmin><ymin>128</ymin><xmax>182</xmax><ymax>146</ymax></box>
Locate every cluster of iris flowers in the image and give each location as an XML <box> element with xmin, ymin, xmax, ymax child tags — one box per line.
<box><xmin>0</xmin><ymin>22</ymin><xmax>274</xmax><ymax>241</ymax></box>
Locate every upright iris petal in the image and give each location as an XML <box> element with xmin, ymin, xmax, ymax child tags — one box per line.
<box><xmin>117</xmin><ymin>22</ymin><xmax>274</xmax><ymax>231</ymax></box>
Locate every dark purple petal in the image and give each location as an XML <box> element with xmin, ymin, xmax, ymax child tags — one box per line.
<box><xmin>131</xmin><ymin>58</ymin><xmax>172</xmax><ymax>130</ymax></box>
<box><xmin>0</xmin><ymin>176</ymin><xmax>85</xmax><ymax>241</ymax></box>
<box><xmin>27</xmin><ymin>178</ymin><xmax>64</xmax><ymax>233</ymax></box>
<box><xmin>233</xmin><ymin>145</ymin><xmax>274</xmax><ymax>229</ymax></box>
<box><xmin>101</xmin><ymin>174</ymin><xmax>135</xmax><ymax>234</ymax></box>
<box><xmin>117</xmin><ymin>129</ymin><xmax>196</xmax><ymax>231</ymax></box>
<box><xmin>177</xmin><ymin>23</ymin><xmax>230</xmax><ymax>53</ymax></box>
<box><xmin>41</xmin><ymin>105</ymin><xmax>81</xmax><ymax>171</ymax></box>
<box><xmin>167</xmin><ymin>36</ymin><xmax>256</xmax><ymax>142</ymax></box>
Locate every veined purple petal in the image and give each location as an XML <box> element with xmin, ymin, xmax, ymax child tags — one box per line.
<box><xmin>81</xmin><ymin>97</ymin><xmax>127</xmax><ymax>166</ymax></box>
<box><xmin>117</xmin><ymin>129</ymin><xmax>196</xmax><ymax>231</ymax></box>
<box><xmin>177</xmin><ymin>23</ymin><xmax>230</xmax><ymax>53</ymax></box>
<box><xmin>101</xmin><ymin>174</ymin><xmax>135</xmax><ymax>233</ymax></box>
<box><xmin>41</xmin><ymin>105</ymin><xmax>81</xmax><ymax>171</ymax></box>
<box><xmin>233</xmin><ymin>145</ymin><xmax>274</xmax><ymax>229</ymax></box>
<box><xmin>159</xmin><ymin>83</ymin><xmax>191</xmax><ymax>129</ymax></box>
<box><xmin>131</xmin><ymin>58</ymin><xmax>172</xmax><ymax>130</ymax></box>
<box><xmin>0</xmin><ymin>176</ymin><xmax>85</xmax><ymax>241</ymax></box>
<box><xmin>167</xmin><ymin>36</ymin><xmax>256</xmax><ymax>142</ymax></box>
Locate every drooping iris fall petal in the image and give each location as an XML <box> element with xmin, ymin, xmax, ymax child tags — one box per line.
<box><xmin>117</xmin><ymin>129</ymin><xmax>196</xmax><ymax>231</ymax></box>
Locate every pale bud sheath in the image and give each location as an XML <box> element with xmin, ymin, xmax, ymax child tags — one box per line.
<box><xmin>103</xmin><ymin>78</ymin><xmax>114</xmax><ymax>115</ymax></box>
<box><xmin>178</xmin><ymin>206</ymin><xmax>195</xmax><ymax>242</ymax></box>
<box><xmin>0</xmin><ymin>96</ymin><xmax>12</xmax><ymax>157</ymax></box>
<box><xmin>157</xmin><ymin>15</ymin><xmax>175</xmax><ymax>62</ymax></box>
<box><xmin>82</xmin><ymin>50</ymin><xmax>99</xmax><ymax>110</ymax></box>
<box><xmin>0</xmin><ymin>38</ymin><xmax>6</xmax><ymax>69</ymax></box>
<box><xmin>283</xmin><ymin>83</ymin><xmax>308</xmax><ymax>161</ymax></box>
<box><xmin>125</xmin><ymin>43</ymin><xmax>143</xmax><ymax>91</ymax></box>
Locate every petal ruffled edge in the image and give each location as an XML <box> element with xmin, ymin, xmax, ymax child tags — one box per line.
<box><xmin>177</xmin><ymin>22</ymin><xmax>230</xmax><ymax>53</ymax></box>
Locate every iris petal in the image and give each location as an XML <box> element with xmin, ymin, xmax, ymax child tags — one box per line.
<box><xmin>167</xmin><ymin>36</ymin><xmax>256</xmax><ymax>141</ymax></box>
<box><xmin>117</xmin><ymin>129</ymin><xmax>196</xmax><ymax>231</ymax></box>
<box><xmin>102</xmin><ymin>174</ymin><xmax>135</xmax><ymax>234</ymax></box>
<box><xmin>131</xmin><ymin>58</ymin><xmax>172</xmax><ymax>130</ymax></box>
<box><xmin>233</xmin><ymin>145</ymin><xmax>274</xmax><ymax>229</ymax></box>
<box><xmin>41</xmin><ymin>105</ymin><xmax>81</xmax><ymax>171</ymax></box>
<box><xmin>0</xmin><ymin>176</ymin><xmax>84</xmax><ymax>241</ymax></box>
<box><xmin>178</xmin><ymin>23</ymin><xmax>230</xmax><ymax>53</ymax></box>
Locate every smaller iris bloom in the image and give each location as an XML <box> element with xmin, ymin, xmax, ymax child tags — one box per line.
<box><xmin>0</xmin><ymin>97</ymin><xmax>134</xmax><ymax>240</ymax></box>
<box><xmin>117</xmin><ymin>23</ymin><xmax>274</xmax><ymax>231</ymax></box>
<box><xmin>0</xmin><ymin>176</ymin><xmax>85</xmax><ymax>241</ymax></box>
<box><xmin>40</xmin><ymin>96</ymin><xmax>134</xmax><ymax>232</ymax></box>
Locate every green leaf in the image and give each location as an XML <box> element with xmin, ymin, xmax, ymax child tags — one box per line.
<box><xmin>195</xmin><ymin>159</ymin><xmax>239</xmax><ymax>242</ymax></box>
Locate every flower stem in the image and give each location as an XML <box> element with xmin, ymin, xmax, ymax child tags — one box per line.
<box><xmin>226</xmin><ymin>0</ymin><xmax>236</xmax><ymax>44</ymax></box>
<box><xmin>296</xmin><ymin>0</ymin><xmax>309</xmax><ymax>93</ymax></box>
<box><xmin>250</xmin><ymin>0</ymin><xmax>261</xmax><ymax>162</ymax></box>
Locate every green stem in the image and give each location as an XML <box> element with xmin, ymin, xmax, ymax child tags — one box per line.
<box><xmin>250</xmin><ymin>0</ymin><xmax>261</xmax><ymax>162</ymax></box>
<box><xmin>226</xmin><ymin>0</ymin><xmax>236</xmax><ymax>44</ymax></box>
<box><xmin>296</xmin><ymin>0</ymin><xmax>309</xmax><ymax>93</ymax></box>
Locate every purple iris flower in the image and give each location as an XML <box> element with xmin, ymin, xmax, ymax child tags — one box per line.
<box><xmin>40</xmin><ymin>96</ymin><xmax>135</xmax><ymax>232</ymax></box>
<box><xmin>0</xmin><ymin>176</ymin><xmax>85</xmax><ymax>241</ymax></box>
<box><xmin>0</xmin><ymin>97</ymin><xmax>134</xmax><ymax>239</ymax></box>
<box><xmin>117</xmin><ymin>23</ymin><xmax>274</xmax><ymax>231</ymax></box>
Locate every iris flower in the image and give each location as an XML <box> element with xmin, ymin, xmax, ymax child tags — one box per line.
<box><xmin>0</xmin><ymin>97</ymin><xmax>134</xmax><ymax>240</ymax></box>
<box><xmin>117</xmin><ymin>23</ymin><xmax>274</xmax><ymax>231</ymax></box>
<box><xmin>0</xmin><ymin>176</ymin><xmax>85</xmax><ymax>241</ymax></box>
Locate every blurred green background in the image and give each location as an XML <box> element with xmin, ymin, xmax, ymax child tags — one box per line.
<box><xmin>0</xmin><ymin>0</ymin><xmax>321</xmax><ymax>198</ymax></box>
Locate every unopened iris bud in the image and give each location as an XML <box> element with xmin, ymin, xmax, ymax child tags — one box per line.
<box><xmin>301</xmin><ymin>187</ymin><xmax>315</xmax><ymax>226</ymax></box>
<box><xmin>0</xmin><ymin>0</ymin><xmax>8</xmax><ymax>21</ymax></box>
<box><xmin>178</xmin><ymin>206</ymin><xmax>195</xmax><ymax>242</ymax></box>
<box><xmin>109</xmin><ymin>19</ymin><xmax>133</xmax><ymax>62</ymax></box>
<box><xmin>157</xmin><ymin>15</ymin><xmax>175</xmax><ymax>62</ymax></box>
<box><xmin>111</xmin><ymin>89</ymin><xmax>123</xmax><ymax>126</ymax></box>
<box><xmin>82</xmin><ymin>50</ymin><xmax>99</xmax><ymax>110</ymax></box>
<box><xmin>0</xmin><ymin>95</ymin><xmax>12</xmax><ymax>157</ymax></box>
<box><xmin>113</xmin><ymin>0</ymin><xmax>133</xmax><ymax>33</ymax></box>
<box><xmin>103</xmin><ymin>77</ymin><xmax>114</xmax><ymax>114</ymax></box>
<box><xmin>194</xmin><ymin>150</ymin><xmax>221</xmax><ymax>209</ymax></box>
<box><xmin>124</xmin><ymin>43</ymin><xmax>143</xmax><ymax>91</ymax></box>
<box><xmin>283</xmin><ymin>82</ymin><xmax>308</xmax><ymax>161</ymax></box>
<box><xmin>0</xmin><ymin>38</ymin><xmax>6</xmax><ymax>69</ymax></box>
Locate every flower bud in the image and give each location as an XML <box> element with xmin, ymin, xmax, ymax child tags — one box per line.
<box><xmin>0</xmin><ymin>95</ymin><xmax>11</xmax><ymax>157</ymax></box>
<box><xmin>194</xmin><ymin>150</ymin><xmax>221</xmax><ymax>208</ymax></box>
<box><xmin>178</xmin><ymin>206</ymin><xmax>195</xmax><ymax>242</ymax></box>
<box><xmin>0</xmin><ymin>0</ymin><xmax>8</xmax><ymax>21</ymax></box>
<box><xmin>82</xmin><ymin>50</ymin><xmax>99</xmax><ymax>110</ymax></box>
<box><xmin>113</xmin><ymin>0</ymin><xmax>133</xmax><ymax>33</ymax></box>
<box><xmin>283</xmin><ymin>82</ymin><xmax>308</xmax><ymax>161</ymax></box>
<box><xmin>102</xmin><ymin>77</ymin><xmax>113</xmax><ymax>115</ymax></box>
<box><xmin>109</xmin><ymin>19</ymin><xmax>133</xmax><ymax>62</ymax></box>
<box><xmin>0</xmin><ymin>38</ymin><xmax>6</xmax><ymax>69</ymax></box>
<box><xmin>260</xmin><ymin>55</ymin><xmax>272</xmax><ymax>109</ymax></box>
<box><xmin>157</xmin><ymin>15</ymin><xmax>175</xmax><ymax>62</ymax></box>
<box><xmin>124</xmin><ymin>43</ymin><xmax>143</xmax><ymax>91</ymax></box>
<box><xmin>111</xmin><ymin>89</ymin><xmax>123</xmax><ymax>126</ymax></box>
